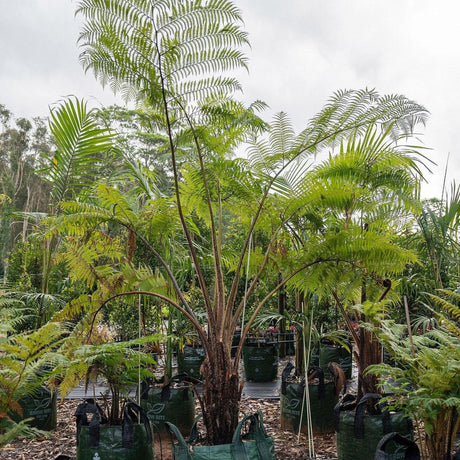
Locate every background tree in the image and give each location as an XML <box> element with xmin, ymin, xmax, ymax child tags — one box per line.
<box><xmin>0</xmin><ymin>106</ymin><xmax>52</xmax><ymax>279</ymax></box>
<box><xmin>400</xmin><ymin>182</ymin><xmax>460</xmax><ymax>313</ymax></box>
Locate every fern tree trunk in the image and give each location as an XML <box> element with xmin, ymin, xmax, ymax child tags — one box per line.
<box><xmin>356</xmin><ymin>327</ymin><xmax>381</xmax><ymax>401</ymax></box>
<box><xmin>201</xmin><ymin>341</ymin><xmax>242</xmax><ymax>444</ymax></box>
<box><xmin>424</xmin><ymin>407</ymin><xmax>458</xmax><ymax>460</ymax></box>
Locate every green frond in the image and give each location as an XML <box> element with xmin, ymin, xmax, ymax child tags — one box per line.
<box><xmin>0</xmin><ymin>419</ymin><xmax>46</xmax><ymax>448</ymax></box>
<box><xmin>44</xmin><ymin>97</ymin><xmax>114</xmax><ymax>205</ymax></box>
<box><xmin>76</xmin><ymin>0</ymin><xmax>248</xmax><ymax>107</ymax></box>
<box><xmin>296</xmin><ymin>89</ymin><xmax>428</xmax><ymax>156</ymax></box>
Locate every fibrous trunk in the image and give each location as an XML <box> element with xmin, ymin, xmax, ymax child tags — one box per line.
<box><xmin>201</xmin><ymin>341</ymin><xmax>242</xmax><ymax>445</ymax></box>
<box><xmin>357</xmin><ymin>327</ymin><xmax>381</xmax><ymax>402</ymax></box>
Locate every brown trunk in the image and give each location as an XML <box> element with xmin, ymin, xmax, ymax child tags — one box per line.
<box><xmin>356</xmin><ymin>327</ymin><xmax>381</xmax><ymax>401</ymax></box>
<box><xmin>424</xmin><ymin>407</ymin><xmax>457</xmax><ymax>460</ymax></box>
<box><xmin>356</xmin><ymin>279</ymin><xmax>381</xmax><ymax>402</ymax></box>
<box><xmin>201</xmin><ymin>341</ymin><xmax>242</xmax><ymax>444</ymax></box>
<box><xmin>278</xmin><ymin>272</ymin><xmax>286</xmax><ymax>358</ymax></box>
<box><xmin>295</xmin><ymin>291</ymin><xmax>304</xmax><ymax>375</ymax></box>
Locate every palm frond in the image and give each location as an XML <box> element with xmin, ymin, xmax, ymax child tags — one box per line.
<box><xmin>44</xmin><ymin>97</ymin><xmax>114</xmax><ymax>205</ymax></box>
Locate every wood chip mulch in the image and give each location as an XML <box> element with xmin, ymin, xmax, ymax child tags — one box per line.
<box><xmin>1</xmin><ymin>397</ymin><xmax>338</xmax><ymax>460</ymax></box>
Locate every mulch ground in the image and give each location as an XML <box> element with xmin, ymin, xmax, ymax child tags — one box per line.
<box><xmin>1</xmin><ymin>397</ymin><xmax>338</xmax><ymax>459</ymax></box>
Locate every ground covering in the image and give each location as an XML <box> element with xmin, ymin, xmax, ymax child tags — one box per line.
<box><xmin>1</xmin><ymin>398</ymin><xmax>337</xmax><ymax>460</ymax></box>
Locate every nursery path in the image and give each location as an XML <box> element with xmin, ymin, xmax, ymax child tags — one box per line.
<box><xmin>66</xmin><ymin>378</ymin><xmax>281</xmax><ymax>400</ymax></box>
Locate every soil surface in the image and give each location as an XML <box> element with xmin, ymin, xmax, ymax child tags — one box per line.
<box><xmin>1</xmin><ymin>397</ymin><xmax>338</xmax><ymax>459</ymax></box>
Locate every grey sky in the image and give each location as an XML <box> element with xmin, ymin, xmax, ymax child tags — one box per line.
<box><xmin>1</xmin><ymin>0</ymin><xmax>458</xmax><ymax>198</ymax></box>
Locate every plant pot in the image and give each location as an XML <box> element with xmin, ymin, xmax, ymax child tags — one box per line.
<box><xmin>310</xmin><ymin>345</ymin><xmax>320</xmax><ymax>366</ymax></box>
<box><xmin>374</xmin><ymin>432</ymin><xmax>420</xmax><ymax>460</ymax></box>
<box><xmin>284</xmin><ymin>330</ymin><xmax>296</xmax><ymax>356</ymax></box>
<box><xmin>177</xmin><ymin>345</ymin><xmax>206</xmax><ymax>378</ymax></box>
<box><xmin>166</xmin><ymin>410</ymin><xmax>276</xmax><ymax>460</ymax></box>
<box><xmin>11</xmin><ymin>385</ymin><xmax>57</xmax><ymax>431</ymax></box>
<box><xmin>334</xmin><ymin>394</ymin><xmax>413</xmax><ymax>460</ymax></box>
<box><xmin>243</xmin><ymin>341</ymin><xmax>279</xmax><ymax>382</ymax></box>
<box><xmin>319</xmin><ymin>341</ymin><xmax>352</xmax><ymax>379</ymax></box>
<box><xmin>280</xmin><ymin>362</ymin><xmax>339</xmax><ymax>433</ymax></box>
<box><xmin>75</xmin><ymin>400</ymin><xmax>154</xmax><ymax>460</ymax></box>
<box><xmin>140</xmin><ymin>375</ymin><xmax>195</xmax><ymax>436</ymax></box>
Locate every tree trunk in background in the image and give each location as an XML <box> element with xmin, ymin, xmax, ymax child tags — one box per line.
<box><xmin>295</xmin><ymin>291</ymin><xmax>305</xmax><ymax>376</ymax></box>
<box><xmin>278</xmin><ymin>272</ymin><xmax>286</xmax><ymax>358</ymax></box>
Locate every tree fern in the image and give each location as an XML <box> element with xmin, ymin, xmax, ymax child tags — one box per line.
<box><xmin>0</xmin><ymin>312</ymin><xmax>67</xmax><ymax>446</ymax></box>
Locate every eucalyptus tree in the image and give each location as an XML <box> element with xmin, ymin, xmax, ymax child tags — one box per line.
<box><xmin>70</xmin><ymin>0</ymin><xmax>430</xmax><ymax>444</ymax></box>
<box><xmin>0</xmin><ymin>108</ymin><xmax>52</xmax><ymax>278</ymax></box>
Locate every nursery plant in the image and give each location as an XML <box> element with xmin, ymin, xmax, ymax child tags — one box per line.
<box><xmin>367</xmin><ymin>289</ymin><xmax>460</xmax><ymax>460</ymax></box>
<box><xmin>294</xmin><ymin>124</ymin><xmax>430</xmax><ymax>400</ymax></box>
<box><xmin>46</xmin><ymin>0</ymin><xmax>430</xmax><ymax>446</ymax></box>
<box><xmin>0</xmin><ymin>294</ymin><xmax>66</xmax><ymax>446</ymax></box>
<box><xmin>55</xmin><ymin>336</ymin><xmax>159</xmax><ymax>424</ymax></box>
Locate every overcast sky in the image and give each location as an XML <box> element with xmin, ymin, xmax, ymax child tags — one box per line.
<box><xmin>1</xmin><ymin>0</ymin><xmax>459</xmax><ymax>199</ymax></box>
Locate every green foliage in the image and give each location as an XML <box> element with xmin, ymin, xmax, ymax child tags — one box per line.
<box><xmin>77</xmin><ymin>0</ymin><xmax>249</xmax><ymax>107</ymax></box>
<box><xmin>0</xmin><ymin>108</ymin><xmax>52</xmax><ymax>276</ymax></box>
<box><xmin>55</xmin><ymin>335</ymin><xmax>160</xmax><ymax>424</ymax></box>
<box><xmin>43</xmin><ymin>97</ymin><xmax>115</xmax><ymax>206</ymax></box>
<box><xmin>367</xmin><ymin>296</ymin><xmax>460</xmax><ymax>459</ymax></box>
<box><xmin>65</xmin><ymin>0</ymin><xmax>432</xmax><ymax>444</ymax></box>
<box><xmin>0</xmin><ymin>293</ymin><xmax>67</xmax><ymax>445</ymax></box>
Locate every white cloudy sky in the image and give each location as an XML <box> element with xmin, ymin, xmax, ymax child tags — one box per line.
<box><xmin>1</xmin><ymin>0</ymin><xmax>459</xmax><ymax>198</ymax></box>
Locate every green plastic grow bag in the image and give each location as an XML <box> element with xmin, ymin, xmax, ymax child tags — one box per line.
<box><xmin>166</xmin><ymin>411</ymin><xmax>276</xmax><ymax>460</ymax></box>
<box><xmin>280</xmin><ymin>363</ymin><xmax>338</xmax><ymax>433</ymax></box>
<box><xmin>335</xmin><ymin>394</ymin><xmax>413</xmax><ymax>460</ymax></box>
<box><xmin>140</xmin><ymin>375</ymin><xmax>195</xmax><ymax>435</ymax></box>
<box><xmin>243</xmin><ymin>342</ymin><xmax>279</xmax><ymax>382</ymax></box>
<box><xmin>11</xmin><ymin>385</ymin><xmax>57</xmax><ymax>431</ymax></box>
<box><xmin>319</xmin><ymin>341</ymin><xmax>352</xmax><ymax>379</ymax></box>
<box><xmin>177</xmin><ymin>345</ymin><xmax>206</xmax><ymax>378</ymax></box>
<box><xmin>75</xmin><ymin>400</ymin><xmax>154</xmax><ymax>460</ymax></box>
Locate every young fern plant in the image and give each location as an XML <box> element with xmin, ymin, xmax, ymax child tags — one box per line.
<box><xmin>0</xmin><ymin>293</ymin><xmax>67</xmax><ymax>446</ymax></box>
<box><xmin>366</xmin><ymin>300</ymin><xmax>460</xmax><ymax>460</ymax></box>
<box><xmin>54</xmin><ymin>336</ymin><xmax>161</xmax><ymax>425</ymax></box>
